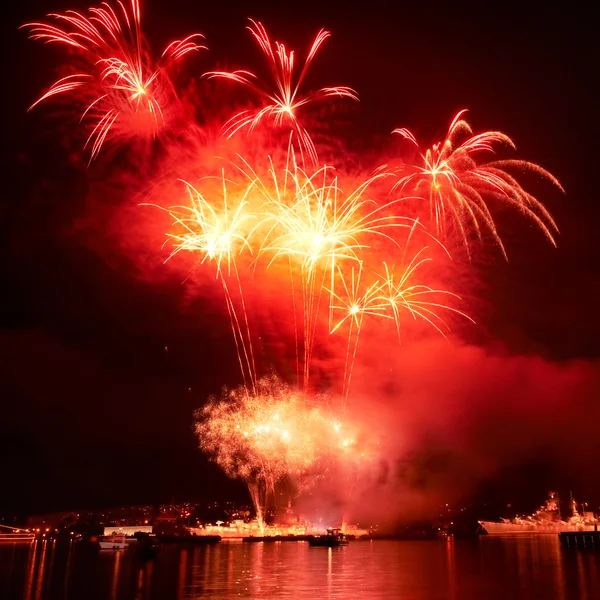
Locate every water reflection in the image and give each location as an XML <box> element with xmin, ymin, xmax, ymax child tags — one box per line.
<box><xmin>35</xmin><ymin>541</ymin><xmax>48</xmax><ymax>600</ymax></box>
<box><xmin>22</xmin><ymin>539</ymin><xmax>52</xmax><ymax>600</ymax></box>
<box><xmin>110</xmin><ymin>550</ymin><xmax>121</xmax><ymax>600</ymax></box>
<box><xmin>445</xmin><ymin>539</ymin><xmax>456</xmax><ymax>600</ymax></box>
<box><xmin>550</xmin><ymin>536</ymin><xmax>566</xmax><ymax>600</ymax></box>
<box><xmin>577</xmin><ymin>552</ymin><xmax>588</xmax><ymax>599</ymax></box>
<box><xmin>134</xmin><ymin>561</ymin><xmax>152</xmax><ymax>600</ymax></box>
<box><xmin>327</xmin><ymin>547</ymin><xmax>332</xmax><ymax>597</ymax></box>
<box><xmin>22</xmin><ymin>541</ymin><xmax>38</xmax><ymax>600</ymax></box>
<box><xmin>572</xmin><ymin>549</ymin><xmax>600</xmax><ymax>600</ymax></box>
<box><xmin>177</xmin><ymin>549</ymin><xmax>187</xmax><ymax>600</ymax></box>
<box><xmin>1</xmin><ymin>536</ymin><xmax>598</xmax><ymax>600</ymax></box>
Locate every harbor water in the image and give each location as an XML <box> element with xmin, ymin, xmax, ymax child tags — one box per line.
<box><xmin>1</xmin><ymin>536</ymin><xmax>599</xmax><ymax>600</ymax></box>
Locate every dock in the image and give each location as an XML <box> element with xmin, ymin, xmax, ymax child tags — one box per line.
<box><xmin>0</xmin><ymin>524</ymin><xmax>35</xmax><ymax>542</ymax></box>
<box><xmin>559</xmin><ymin>531</ymin><xmax>600</xmax><ymax>549</ymax></box>
<box><xmin>157</xmin><ymin>535</ymin><xmax>221</xmax><ymax>545</ymax></box>
<box><xmin>242</xmin><ymin>535</ymin><xmax>310</xmax><ymax>542</ymax></box>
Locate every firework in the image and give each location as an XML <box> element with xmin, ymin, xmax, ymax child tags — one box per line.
<box><xmin>156</xmin><ymin>173</ymin><xmax>256</xmax><ymax>277</ymax></box>
<box><xmin>143</xmin><ymin>171</ymin><xmax>259</xmax><ymax>391</ymax></box>
<box><xmin>196</xmin><ymin>375</ymin><xmax>364</xmax><ymax>527</ymax></box>
<box><xmin>392</xmin><ymin>110</ymin><xmax>562</xmax><ymax>258</ymax></box>
<box><xmin>23</xmin><ymin>0</ymin><xmax>205</xmax><ymax>160</ymax></box>
<box><xmin>22</xmin><ymin>7</ymin><xmax>565</xmax><ymax>530</ymax></box>
<box><xmin>233</xmin><ymin>147</ymin><xmax>417</xmax><ymax>390</ymax></box>
<box><xmin>328</xmin><ymin>242</ymin><xmax>472</xmax><ymax>398</ymax></box>
<box><xmin>374</xmin><ymin>250</ymin><xmax>473</xmax><ymax>339</ymax></box>
<box><xmin>208</xmin><ymin>19</ymin><xmax>358</xmax><ymax>167</ymax></box>
<box><xmin>151</xmin><ymin>147</ymin><xmax>438</xmax><ymax>397</ymax></box>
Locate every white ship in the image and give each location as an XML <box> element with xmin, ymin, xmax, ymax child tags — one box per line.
<box><xmin>479</xmin><ymin>492</ymin><xmax>599</xmax><ymax>535</ymax></box>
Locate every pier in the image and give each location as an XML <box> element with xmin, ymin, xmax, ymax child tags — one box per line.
<box><xmin>157</xmin><ymin>534</ymin><xmax>221</xmax><ymax>545</ymax></box>
<box><xmin>0</xmin><ymin>524</ymin><xmax>35</xmax><ymax>542</ymax></box>
<box><xmin>559</xmin><ymin>531</ymin><xmax>600</xmax><ymax>549</ymax></box>
<box><xmin>243</xmin><ymin>535</ymin><xmax>310</xmax><ymax>542</ymax></box>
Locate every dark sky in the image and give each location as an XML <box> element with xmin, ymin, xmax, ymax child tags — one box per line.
<box><xmin>2</xmin><ymin>0</ymin><xmax>599</xmax><ymax>516</ymax></box>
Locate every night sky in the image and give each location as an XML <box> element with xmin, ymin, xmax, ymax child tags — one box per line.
<box><xmin>2</xmin><ymin>0</ymin><xmax>599</xmax><ymax>517</ymax></box>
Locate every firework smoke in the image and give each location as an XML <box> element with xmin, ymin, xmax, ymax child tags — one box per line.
<box><xmin>196</xmin><ymin>375</ymin><xmax>370</xmax><ymax>528</ymax></box>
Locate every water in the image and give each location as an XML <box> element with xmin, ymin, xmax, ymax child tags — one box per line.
<box><xmin>1</xmin><ymin>537</ymin><xmax>599</xmax><ymax>600</ymax></box>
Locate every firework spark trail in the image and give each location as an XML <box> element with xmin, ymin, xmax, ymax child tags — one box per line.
<box><xmin>196</xmin><ymin>375</ymin><xmax>365</xmax><ymax>528</ymax></box>
<box><xmin>374</xmin><ymin>252</ymin><xmax>475</xmax><ymax>340</ymax></box>
<box><xmin>234</xmin><ymin>147</ymin><xmax>416</xmax><ymax>390</ymax></box>
<box><xmin>327</xmin><ymin>243</ymin><xmax>474</xmax><ymax>398</ymax></box>
<box><xmin>207</xmin><ymin>19</ymin><xmax>358</xmax><ymax>167</ymax></box>
<box><xmin>23</xmin><ymin>0</ymin><xmax>206</xmax><ymax>160</ymax></box>
<box><xmin>392</xmin><ymin>109</ymin><xmax>562</xmax><ymax>258</ymax></box>
<box><xmin>142</xmin><ymin>171</ymin><xmax>260</xmax><ymax>391</ymax></box>
<box><xmin>328</xmin><ymin>264</ymin><xmax>390</xmax><ymax>400</ymax></box>
<box><xmin>266</xmin><ymin>167</ymin><xmax>416</xmax><ymax>391</ymax></box>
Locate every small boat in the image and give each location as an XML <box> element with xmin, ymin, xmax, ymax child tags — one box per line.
<box><xmin>308</xmin><ymin>528</ymin><xmax>349</xmax><ymax>547</ymax></box>
<box><xmin>99</xmin><ymin>535</ymin><xmax>127</xmax><ymax>550</ymax></box>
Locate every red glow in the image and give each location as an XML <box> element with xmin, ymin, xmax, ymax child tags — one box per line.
<box><xmin>22</xmin><ymin>3</ymin><xmax>565</xmax><ymax>526</ymax></box>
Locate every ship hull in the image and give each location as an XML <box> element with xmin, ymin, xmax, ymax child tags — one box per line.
<box><xmin>479</xmin><ymin>521</ymin><xmax>598</xmax><ymax>535</ymax></box>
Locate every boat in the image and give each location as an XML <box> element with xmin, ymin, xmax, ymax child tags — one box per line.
<box><xmin>479</xmin><ymin>492</ymin><xmax>599</xmax><ymax>535</ymax></box>
<box><xmin>308</xmin><ymin>528</ymin><xmax>349</xmax><ymax>547</ymax></box>
<box><xmin>99</xmin><ymin>535</ymin><xmax>128</xmax><ymax>550</ymax></box>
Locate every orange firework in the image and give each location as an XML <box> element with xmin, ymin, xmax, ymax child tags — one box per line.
<box><xmin>208</xmin><ymin>19</ymin><xmax>358</xmax><ymax>166</ymax></box>
<box><xmin>392</xmin><ymin>110</ymin><xmax>562</xmax><ymax>258</ymax></box>
<box><xmin>23</xmin><ymin>0</ymin><xmax>205</xmax><ymax>160</ymax></box>
<box><xmin>374</xmin><ymin>249</ymin><xmax>474</xmax><ymax>339</ymax></box>
<box><xmin>144</xmin><ymin>171</ymin><xmax>258</xmax><ymax>391</ymax></box>
<box><xmin>329</xmin><ymin>242</ymin><xmax>473</xmax><ymax>398</ymax></box>
<box><xmin>235</xmin><ymin>147</ymin><xmax>415</xmax><ymax>390</ymax></box>
<box><xmin>328</xmin><ymin>263</ymin><xmax>389</xmax><ymax>399</ymax></box>
<box><xmin>329</xmin><ymin>265</ymin><xmax>389</xmax><ymax>335</ymax></box>
<box><xmin>196</xmin><ymin>375</ymin><xmax>364</xmax><ymax>528</ymax></box>
<box><xmin>157</xmin><ymin>174</ymin><xmax>256</xmax><ymax>277</ymax></box>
